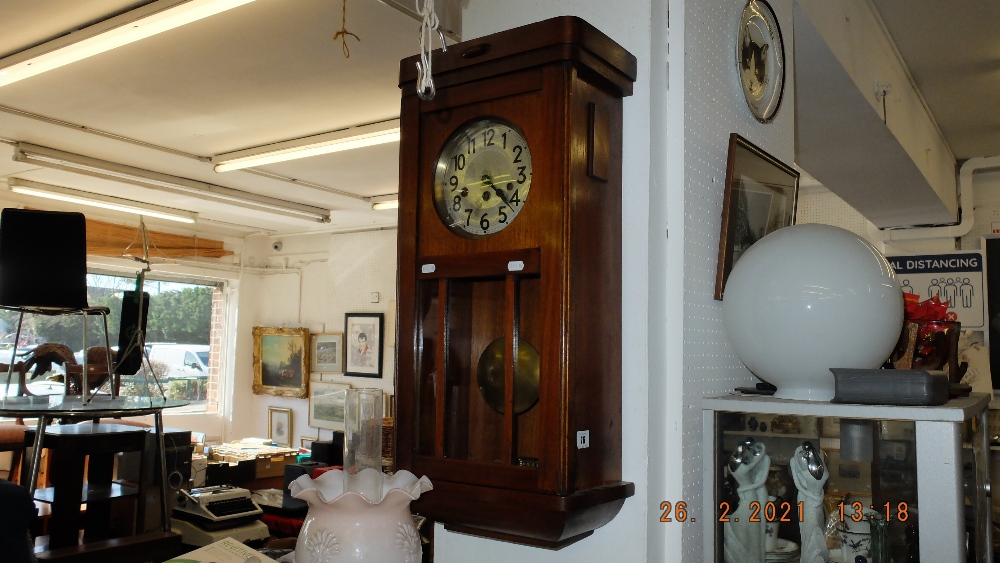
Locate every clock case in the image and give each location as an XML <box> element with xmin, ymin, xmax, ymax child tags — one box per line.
<box><xmin>396</xmin><ymin>16</ymin><xmax>637</xmax><ymax>549</ymax></box>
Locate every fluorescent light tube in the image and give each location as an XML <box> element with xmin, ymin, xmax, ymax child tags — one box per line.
<box><xmin>8</xmin><ymin>178</ymin><xmax>198</xmax><ymax>223</ymax></box>
<box><xmin>13</xmin><ymin>142</ymin><xmax>331</xmax><ymax>223</ymax></box>
<box><xmin>0</xmin><ymin>0</ymin><xmax>255</xmax><ymax>88</ymax></box>
<box><xmin>372</xmin><ymin>200</ymin><xmax>399</xmax><ymax>211</ymax></box>
<box><xmin>213</xmin><ymin>120</ymin><xmax>401</xmax><ymax>172</ymax></box>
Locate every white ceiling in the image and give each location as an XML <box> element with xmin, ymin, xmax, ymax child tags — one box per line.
<box><xmin>870</xmin><ymin>0</ymin><xmax>1000</xmax><ymax>162</ymax></box>
<box><xmin>0</xmin><ymin>0</ymin><xmax>996</xmax><ymax>237</ymax></box>
<box><xmin>0</xmin><ymin>0</ymin><xmax>429</xmax><ymax>236</ymax></box>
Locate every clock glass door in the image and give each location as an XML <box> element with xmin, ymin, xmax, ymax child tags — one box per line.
<box><xmin>413</xmin><ymin>263</ymin><xmax>543</xmax><ymax>473</ymax></box>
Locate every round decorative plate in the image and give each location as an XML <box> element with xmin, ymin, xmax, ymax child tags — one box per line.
<box><xmin>737</xmin><ymin>0</ymin><xmax>785</xmax><ymax>122</ymax></box>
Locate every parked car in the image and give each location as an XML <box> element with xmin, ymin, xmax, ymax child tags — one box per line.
<box><xmin>144</xmin><ymin>343</ymin><xmax>210</xmax><ymax>379</ymax></box>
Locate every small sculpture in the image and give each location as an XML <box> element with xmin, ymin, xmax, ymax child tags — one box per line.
<box><xmin>724</xmin><ymin>438</ymin><xmax>770</xmax><ymax>563</ymax></box>
<box><xmin>2</xmin><ymin>342</ymin><xmax>79</xmax><ymax>397</ymax></box>
<box><xmin>790</xmin><ymin>441</ymin><xmax>829</xmax><ymax>563</ymax></box>
<box><xmin>14</xmin><ymin>343</ymin><xmax>116</xmax><ymax>395</ymax></box>
<box><xmin>729</xmin><ymin>437</ymin><xmax>762</xmax><ymax>472</ymax></box>
<box><xmin>800</xmin><ymin>441</ymin><xmax>825</xmax><ymax>480</ymax></box>
<box><xmin>23</xmin><ymin>342</ymin><xmax>77</xmax><ymax>379</ymax></box>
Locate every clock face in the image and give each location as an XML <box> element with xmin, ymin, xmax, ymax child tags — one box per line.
<box><xmin>433</xmin><ymin>118</ymin><xmax>532</xmax><ymax>238</ymax></box>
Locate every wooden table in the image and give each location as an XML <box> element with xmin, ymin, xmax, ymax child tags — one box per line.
<box><xmin>26</xmin><ymin>423</ymin><xmax>147</xmax><ymax>549</ymax></box>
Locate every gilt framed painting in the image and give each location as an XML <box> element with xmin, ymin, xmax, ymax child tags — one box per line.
<box><xmin>252</xmin><ymin>326</ymin><xmax>310</xmax><ymax>398</ymax></box>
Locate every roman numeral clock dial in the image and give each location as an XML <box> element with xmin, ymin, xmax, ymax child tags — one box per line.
<box><xmin>433</xmin><ymin>119</ymin><xmax>532</xmax><ymax>238</ymax></box>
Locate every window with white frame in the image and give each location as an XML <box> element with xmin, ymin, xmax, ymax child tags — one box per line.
<box><xmin>0</xmin><ymin>272</ymin><xmax>225</xmax><ymax>414</ymax></box>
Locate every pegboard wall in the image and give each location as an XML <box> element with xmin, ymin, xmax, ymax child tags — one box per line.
<box><xmin>796</xmin><ymin>186</ymin><xmax>876</xmax><ymax>241</ymax></box>
<box><xmin>797</xmin><ymin>168</ymin><xmax>1000</xmax><ymax>254</ymax></box>
<box><xmin>679</xmin><ymin>0</ymin><xmax>796</xmax><ymax>559</ymax></box>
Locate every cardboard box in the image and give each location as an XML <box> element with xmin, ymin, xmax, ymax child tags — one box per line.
<box><xmin>208</xmin><ymin>442</ymin><xmax>298</xmax><ymax>480</ymax></box>
<box><xmin>191</xmin><ymin>454</ymin><xmax>208</xmax><ymax>487</ymax></box>
<box><xmin>255</xmin><ymin>454</ymin><xmax>291</xmax><ymax>478</ymax></box>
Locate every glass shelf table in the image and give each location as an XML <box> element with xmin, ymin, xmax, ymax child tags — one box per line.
<box><xmin>0</xmin><ymin>395</ymin><xmax>189</xmax><ymax>539</ymax></box>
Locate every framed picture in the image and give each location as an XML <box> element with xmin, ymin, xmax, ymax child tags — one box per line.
<box><xmin>268</xmin><ymin>407</ymin><xmax>292</xmax><ymax>447</ymax></box>
<box><xmin>253</xmin><ymin>326</ymin><xmax>310</xmax><ymax>398</ymax></box>
<box><xmin>309</xmin><ymin>381</ymin><xmax>350</xmax><ymax>431</ymax></box>
<box><xmin>311</xmin><ymin>332</ymin><xmax>344</xmax><ymax>373</ymax></box>
<box><xmin>715</xmin><ymin>133</ymin><xmax>799</xmax><ymax>300</ymax></box>
<box><xmin>344</xmin><ymin>313</ymin><xmax>384</xmax><ymax>378</ymax></box>
<box><xmin>301</xmin><ymin>435</ymin><xmax>318</xmax><ymax>449</ymax></box>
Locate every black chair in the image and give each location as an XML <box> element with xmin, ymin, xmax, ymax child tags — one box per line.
<box><xmin>0</xmin><ymin>208</ymin><xmax>114</xmax><ymax>399</ymax></box>
<box><xmin>0</xmin><ymin>478</ymin><xmax>37</xmax><ymax>563</ymax></box>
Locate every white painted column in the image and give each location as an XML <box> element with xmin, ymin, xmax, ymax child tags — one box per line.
<box><xmin>915</xmin><ymin>419</ymin><xmax>965</xmax><ymax>562</ymax></box>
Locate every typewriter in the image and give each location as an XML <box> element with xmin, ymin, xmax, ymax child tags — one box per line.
<box><xmin>173</xmin><ymin>485</ymin><xmax>263</xmax><ymax>530</ymax></box>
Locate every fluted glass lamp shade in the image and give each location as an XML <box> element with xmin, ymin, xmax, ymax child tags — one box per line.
<box><xmin>722</xmin><ymin>224</ymin><xmax>904</xmax><ymax>401</ymax></box>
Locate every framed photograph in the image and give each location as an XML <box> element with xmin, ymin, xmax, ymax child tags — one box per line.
<box><xmin>252</xmin><ymin>326</ymin><xmax>310</xmax><ymax>398</ymax></box>
<box><xmin>309</xmin><ymin>381</ymin><xmax>350</xmax><ymax>431</ymax></box>
<box><xmin>344</xmin><ymin>313</ymin><xmax>384</xmax><ymax>378</ymax></box>
<box><xmin>715</xmin><ymin>133</ymin><xmax>799</xmax><ymax>300</ymax></box>
<box><xmin>301</xmin><ymin>435</ymin><xmax>318</xmax><ymax>449</ymax></box>
<box><xmin>311</xmin><ymin>332</ymin><xmax>344</xmax><ymax>373</ymax></box>
<box><xmin>268</xmin><ymin>407</ymin><xmax>292</xmax><ymax>447</ymax></box>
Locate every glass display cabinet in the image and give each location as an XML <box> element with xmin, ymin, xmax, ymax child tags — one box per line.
<box><xmin>703</xmin><ymin>393</ymin><xmax>992</xmax><ymax>563</ymax></box>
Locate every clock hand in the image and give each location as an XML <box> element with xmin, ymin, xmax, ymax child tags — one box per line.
<box><xmin>482</xmin><ymin>175</ymin><xmax>512</xmax><ymax>206</ymax></box>
<box><xmin>492</xmin><ymin>186</ymin><xmax>511</xmax><ymax>206</ymax></box>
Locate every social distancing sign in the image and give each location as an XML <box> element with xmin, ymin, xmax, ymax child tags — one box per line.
<box><xmin>886</xmin><ymin>251</ymin><xmax>985</xmax><ymax>329</ymax></box>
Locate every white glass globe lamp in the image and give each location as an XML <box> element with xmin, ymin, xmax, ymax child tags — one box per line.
<box><xmin>722</xmin><ymin>224</ymin><xmax>903</xmax><ymax>401</ymax></box>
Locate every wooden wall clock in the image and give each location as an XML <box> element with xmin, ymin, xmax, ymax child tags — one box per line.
<box><xmin>395</xmin><ymin>16</ymin><xmax>636</xmax><ymax>549</ymax></box>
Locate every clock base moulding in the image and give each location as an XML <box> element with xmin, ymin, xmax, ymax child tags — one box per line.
<box><xmin>413</xmin><ymin>480</ymin><xmax>636</xmax><ymax>549</ymax></box>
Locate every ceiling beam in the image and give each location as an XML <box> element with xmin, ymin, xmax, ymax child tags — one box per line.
<box><xmin>794</xmin><ymin>2</ymin><xmax>956</xmax><ymax>228</ymax></box>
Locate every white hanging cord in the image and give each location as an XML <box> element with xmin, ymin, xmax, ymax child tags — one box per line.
<box><xmin>416</xmin><ymin>0</ymin><xmax>447</xmax><ymax>100</ymax></box>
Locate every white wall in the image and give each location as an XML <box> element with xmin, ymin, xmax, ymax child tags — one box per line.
<box><xmin>432</xmin><ymin>1</ymin><xmax>654</xmax><ymax>561</ymax></box>
<box><xmin>226</xmin><ymin>229</ymin><xmax>398</xmax><ymax>445</ymax></box>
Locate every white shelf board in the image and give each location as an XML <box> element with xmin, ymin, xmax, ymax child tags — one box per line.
<box><xmin>721</xmin><ymin>430</ymin><xmax>819</xmax><ymax>440</ymax></box>
<box><xmin>702</xmin><ymin>392</ymin><xmax>989</xmax><ymax>422</ymax></box>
